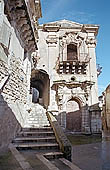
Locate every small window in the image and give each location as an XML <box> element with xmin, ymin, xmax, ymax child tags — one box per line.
<box><xmin>67</xmin><ymin>44</ymin><xmax>77</xmax><ymax>61</ymax></box>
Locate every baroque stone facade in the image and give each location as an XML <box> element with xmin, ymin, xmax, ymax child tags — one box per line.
<box><xmin>34</xmin><ymin>20</ymin><xmax>102</xmax><ymax>134</ymax></box>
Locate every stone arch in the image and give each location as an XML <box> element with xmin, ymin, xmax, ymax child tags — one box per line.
<box><xmin>31</xmin><ymin>69</ymin><xmax>50</xmax><ymax>109</ymax></box>
<box><xmin>66</xmin><ymin>95</ymin><xmax>85</xmax><ymax>108</ymax></box>
<box><xmin>66</xmin><ymin>96</ymin><xmax>82</xmax><ymax>132</ymax></box>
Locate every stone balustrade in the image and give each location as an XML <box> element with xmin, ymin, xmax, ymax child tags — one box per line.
<box><xmin>47</xmin><ymin>111</ymin><xmax>72</xmax><ymax>161</ymax></box>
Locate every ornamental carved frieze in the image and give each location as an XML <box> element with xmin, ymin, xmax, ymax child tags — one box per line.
<box><xmin>59</xmin><ymin>32</ymin><xmax>85</xmax><ymax>49</ymax></box>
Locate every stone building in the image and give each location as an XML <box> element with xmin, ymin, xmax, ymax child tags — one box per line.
<box><xmin>33</xmin><ymin>20</ymin><xmax>102</xmax><ymax>134</ymax></box>
<box><xmin>101</xmin><ymin>85</ymin><xmax>110</xmax><ymax>130</ymax></box>
<box><xmin>0</xmin><ymin>0</ymin><xmax>102</xmax><ymax>153</ymax></box>
<box><xmin>0</xmin><ymin>0</ymin><xmax>41</xmax><ymax>151</ymax></box>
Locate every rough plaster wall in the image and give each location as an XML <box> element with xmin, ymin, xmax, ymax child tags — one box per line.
<box><xmin>0</xmin><ymin>94</ymin><xmax>21</xmax><ymax>151</ymax></box>
<box><xmin>0</xmin><ymin>17</ymin><xmax>30</xmax><ymax>150</ymax></box>
<box><xmin>0</xmin><ymin>56</ymin><xmax>29</xmax><ymax>151</ymax></box>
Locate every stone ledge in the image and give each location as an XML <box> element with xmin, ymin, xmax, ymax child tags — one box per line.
<box><xmin>60</xmin><ymin>158</ymin><xmax>82</xmax><ymax>170</ymax></box>
<box><xmin>9</xmin><ymin>144</ymin><xmax>33</xmax><ymax>170</ymax></box>
<box><xmin>36</xmin><ymin>154</ymin><xmax>59</xmax><ymax>170</ymax></box>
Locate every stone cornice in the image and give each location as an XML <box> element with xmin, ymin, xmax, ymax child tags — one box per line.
<box><xmin>53</xmin><ymin>80</ymin><xmax>94</xmax><ymax>89</ymax></box>
<box><xmin>39</xmin><ymin>21</ymin><xmax>99</xmax><ymax>36</ymax></box>
<box><xmin>83</xmin><ymin>24</ymin><xmax>99</xmax><ymax>36</ymax></box>
<box><xmin>4</xmin><ymin>0</ymin><xmax>42</xmax><ymax>52</ymax></box>
<box><xmin>43</xmin><ymin>24</ymin><xmax>61</xmax><ymax>32</ymax></box>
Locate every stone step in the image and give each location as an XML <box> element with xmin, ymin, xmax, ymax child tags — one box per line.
<box><xmin>14</xmin><ymin>143</ymin><xmax>59</xmax><ymax>150</ymax></box>
<box><xmin>27</xmin><ymin>119</ymin><xmax>49</xmax><ymax>122</ymax></box>
<box><xmin>22</xmin><ymin>127</ymin><xmax>52</xmax><ymax>132</ymax></box>
<box><xmin>18</xmin><ymin>131</ymin><xmax>55</xmax><ymax>137</ymax></box>
<box><xmin>24</xmin><ymin>123</ymin><xmax>50</xmax><ymax>128</ymax></box>
<box><xmin>26</xmin><ymin>123</ymin><xmax>50</xmax><ymax>127</ymax></box>
<box><xmin>44</xmin><ymin>151</ymin><xmax>64</xmax><ymax>160</ymax></box>
<box><xmin>27</xmin><ymin>121</ymin><xmax>50</xmax><ymax>124</ymax></box>
<box><xmin>27</xmin><ymin>117</ymin><xmax>48</xmax><ymax>120</ymax></box>
<box><xmin>13</xmin><ymin>136</ymin><xmax>56</xmax><ymax>143</ymax></box>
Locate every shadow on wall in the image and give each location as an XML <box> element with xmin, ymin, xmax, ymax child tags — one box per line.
<box><xmin>0</xmin><ymin>94</ymin><xmax>21</xmax><ymax>152</ymax></box>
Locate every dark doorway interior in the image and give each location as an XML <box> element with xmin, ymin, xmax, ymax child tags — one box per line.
<box><xmin>31</xmin><ymin>69</ymin><xmax>50</xmax><ymax>109</ymax></box>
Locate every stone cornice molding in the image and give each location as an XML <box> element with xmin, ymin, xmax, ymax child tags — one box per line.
<box><xmin>53</xmin><ymin>80</ymin><xmax>94</xmax><ymax>93</ymax></box>
<box><xmin>40</xmin><ymin>20</ymin><xmax>99</xmax><ymax>37</ymax></box>
<box><xmin>43</xmin><ymin>24</ymin><xmax>61</xmax><ymax>32</ymax></box>
<box><xmin>4</xmin><ymin>0</ymin><xmax>42</xmax><ymax>52</ymax></box>
<box><xmin>83</xmin><ymin>24</ymin><xmax>99</xmax><ymax>36</ymax></box>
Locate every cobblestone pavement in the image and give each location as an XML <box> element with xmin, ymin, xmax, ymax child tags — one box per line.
<box><xmin>72</xmin><ymin>132</ymin><xmax>110</xmax><ymax>170</ymax></box>
<box><xmin>72</xmin><ymin>142</ymin><xmax>102</xmax><ymax>170</ymax></box>
<box><xmin>102</xmin><ymin>131</ymin><xmax>110</xmax><ymax>170</ymax></box>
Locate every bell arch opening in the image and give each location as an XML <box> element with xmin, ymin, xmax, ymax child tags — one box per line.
<box><xmin>31</xmin><ymin>69</ymin><xmax>50</xmax><ymax>109</ymax></box>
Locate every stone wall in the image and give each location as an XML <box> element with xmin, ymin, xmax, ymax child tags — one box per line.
<box><xmin>0</xmin><ymin>54</ymin><xmax>29</xmax><ymax>151</ymax></box>
<box><xmin>0</xmin><ymin>14</ymin><xmax>30</xmax><ymax>151</ymax></box>
<box><xmin>0</xmin><ymin>94</ymin><xmax>21</xmax><ymax>151</ymax></box>
<box><xmin>102</xmin><ymin>85</ymin><xmax>110</xmax><ymax>130</ymax></box>
<box><xmin>89</xmin><ymin>104</ymin><xmax>102</xmax><ymax>133</ymax></box>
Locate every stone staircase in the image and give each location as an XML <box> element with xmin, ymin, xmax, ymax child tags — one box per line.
<box><xmin>12</xmin><ymin>103</ymin><xmax>63</xmax><ymax>160</ymax></box>
<box><xmin>24</xmin><ymin>103</ymin><xmax>50</xmax><ymax>128</ymax></box>
<box><xmin>11</xmin><ymin>103</ymin><xmax>82</xmax><ymax>170</ymax></box>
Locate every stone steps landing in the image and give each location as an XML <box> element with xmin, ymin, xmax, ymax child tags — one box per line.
<box><xmin>14</xmin><ymin>143</ymin><xmax>59</xmax><ymax>150</ymax></box>
<box><xmin>17</xmin><ymin>131</ymin><xmax>55</xmax><ymax>137</ymax></box>
<box><xmin>13</xmin><ymin>104</ymin><xmax>64</xmax><ymax>160</ymax></box>
<box><xmin>13</xmin><ymin>126</ymin><xmax>63</xmax><ymax>160</ymax></box>
<box><xmin>22</xmin><ymin>127</ymin><xmax>52</xmax><ymax>132</ymax></box>
<box><xmin>44</xmin><ymin>152</ymin><xmax>64</xmax><ymax>160</ymax></box>
<box><xmin>25</xmin><ymin>103</ymin><xmax>49</xmax><ymax>128</ymax></box>
<box><xmin>13</xmin><ymin>136</ymin><xmax>56</xmax><ymax>143</ymax></box>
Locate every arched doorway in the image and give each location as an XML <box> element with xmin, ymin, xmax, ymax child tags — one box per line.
<box><xmin>66</xmin><ymin>98</ymin><xmax>82</xmax><ymax>132</ymax></box>
<box><xmin>31</xmin><ymin>69</ymin><xmax>50</xmax><ymax>109</ymax></box>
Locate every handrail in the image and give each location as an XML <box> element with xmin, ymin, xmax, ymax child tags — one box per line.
<box><xmin>46</xmin><ymin>111</ymin><xmax>72</xmax><ymax>161</ymax></box>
